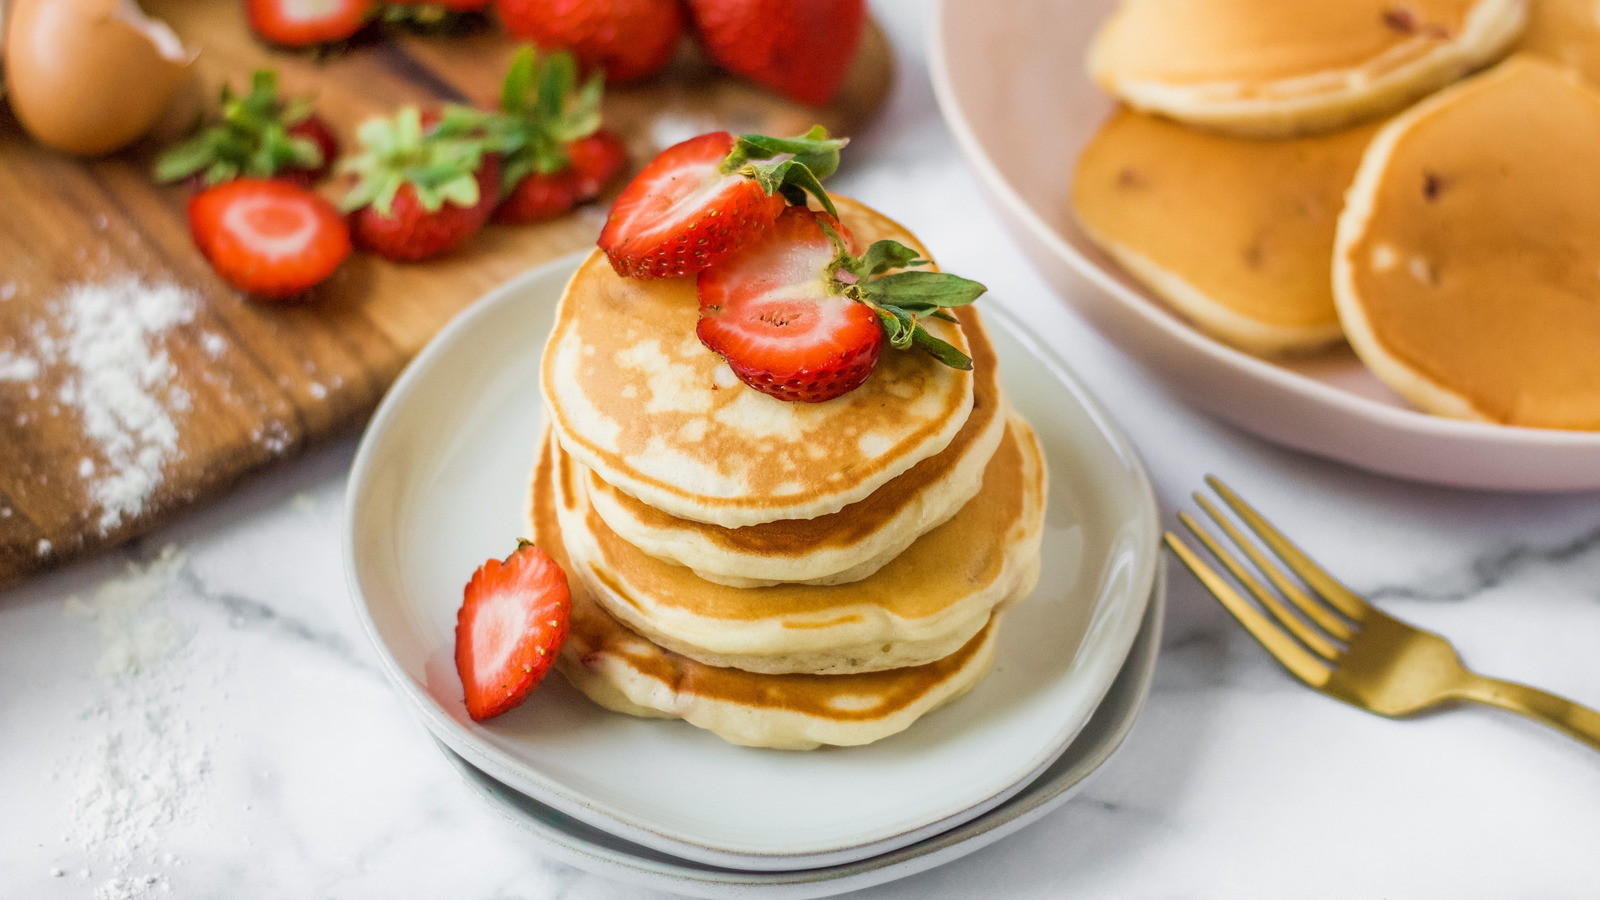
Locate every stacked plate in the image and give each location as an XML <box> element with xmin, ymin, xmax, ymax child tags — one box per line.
<box><xmin>343</xmin><ymin>255</ymin><xmax>1164</xmax><ymax>896</ymax></box>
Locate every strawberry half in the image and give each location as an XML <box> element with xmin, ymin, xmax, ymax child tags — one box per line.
<box><xmin>697</xmin><ymin>208</ymin><xmax>881</xmax><ymax>402</ymax></box>
<box><xmin>155</xmin><ymin>69</ymin><xmax>339</xmax><ymax>188</ymax></box>
<box><xmin>598</xmin><ymin>127</ymin><xmax>845</xmax><ymax>280</ymax></box>
<box><xmin>340</xmin><ymin>106</ymin><xmax>500</xmax><ymax>261</ymax></box>
<box><xmin>188</xmin><ymin>178</ymin><xmax>352</xmax><ymax>299</ymax></box>
<box><xmin>455</xmin><ymin>540</ymin><xmax>571</xmax><ymax>722</ymax></box>
<box><xmin>697</xmin><ymin>206</ymin><xmax>991</xmax><ymax>401</ymax></box>
<box><xmin>247</xmin><ymin>0</ymin><xmax>375</xmax><ymax>48</ymax></box>
<box><xmin>686</xmin><ymin>0</ymin><xmax>866</xmax><ymax>107</ymax></box>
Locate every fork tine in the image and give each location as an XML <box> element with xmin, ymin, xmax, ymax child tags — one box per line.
<box><xmin>1192</xmin><ymin>494</ymin><xmax>1355</xmax><ymax>643</ymax></box>
<box><xmin>1164</xmin><ymin>528</ymin><xmax>1331</xmax><ymax>688</ymax></box>
<box><xmin>1180</xmin><ymin>508</ymin><xmax>1340</xmax><ymax>660</ymax></box>
<box><xmin>1206</xmin><ymin>476</ymin><xmax>1371</xmax><ymax>622</ymax></box>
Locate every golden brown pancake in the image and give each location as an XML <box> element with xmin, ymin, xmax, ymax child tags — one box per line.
<box><xmin>525</xmin><ymin>427</ymin><xmax>1003</xmax><ymax>751</ymax></box>
<box><xmin>1073</xmin><ymin>108</ymin><xmax>1377</xmax><ymax>355</ymax></box>
<box><xmin>584</xmin><ymin>312</ymin><xmax>1007</xmax><ymax>587</ymax></box>
<box><xmin>542</xmin><ymin>197</ymin><xmax>975</xmax><ymax>529</ymax></box>
<box><xmin>1089</xmin><ymin>0</ymin><xmax>1526</xmax><ymax>136</ymax></box>
<box><xmin>556</xmin><ymin>418</ymin><xmax>1045</xmax><ymax>675</ymax></box>
<box><xmin>1334</xmin><ymin>56</ymin><xmax>1600</xmax><ymax>429</ymax></box>
<box><xmin>1517</xmin><ymin>0</ymin><xmax>1600</xmax><ymax>85</ymax></box>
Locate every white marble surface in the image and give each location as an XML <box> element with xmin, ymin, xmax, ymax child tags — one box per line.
<box><xmin>6</xmin><ymin>4</ymin><xmax>1600</xmax><ymax>898</ymax></box>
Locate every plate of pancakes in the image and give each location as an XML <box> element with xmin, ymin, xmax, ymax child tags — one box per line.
<box><xmin>344</xmin><ymin>198</ymin><xmax>1160</xmax><ymax>875</ymax></box>
<box><xmin>931</xmin><ymin>0</ymin><xmax>1600</xmax><ymax>491</ymax></box>
<box><xmin>429</xmin><ymin>567</ymin><xmax>1163</xmax><ymax>899</ymax></box>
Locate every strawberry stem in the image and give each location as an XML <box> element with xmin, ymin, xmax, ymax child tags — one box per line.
<box><xmin>718</xmin><ymin>126</ymin><xmax>847</xmax><ymax>218</ymax></box>
<box><xmin>155</xmin><ymin>69</ymin><xmax>324</xmax><ymax>186</ymax></box>
<box><xmin>818</xmin><ymin>221</ymin><xmax>986</xmax><ymax>371</ymax></box>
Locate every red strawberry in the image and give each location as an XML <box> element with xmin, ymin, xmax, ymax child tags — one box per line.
<box><xmin>598</xmin><ymin>131</ymin><xmax>783</xmax><ymax>279</ymax></box>
<box><xmin>455</xmin><ymin>541</ymin><xmax>571</xmax><ymax>722</ymax></box>
<box><xmin>341</xmin><ymin>106</ymin><xmax>500</xmax><ymax>261</ymax></box>
<box><xmin>493</xmin><ymin>130</ymin><xmax>627</xmax><ymax>224</ymax></box>
<box><xmin>286</xmin><ymin>116</ymin><xmax>340</xmax><ymax>183</ymax></box>
<box><xmin>495</xmin><ymin>0</ymin><xmax>685</xmax><ymax>82</ymax></box>
<box><xmin>494</xmin><ymin>171</ymin><xmax>578</xmax><ymax>224</ymax></box>
<box><xmin>188</xmin><ymin>178</ymin><xmax>352</xmax><ymax>299</ymax></box>
<box><xmin>696</xmin><ymin>207</ymin><xmax>881</xmax><ymax>402</ymax></box>
<box><xmin>247</xmin><ymin>0</ymin><xmax>375</xmax><ymax>48</ymax></box>
<box><xmin>565</xmin><ymin>129</ymin><xmax>628</xmax><ymax>200</ymax></box>
<box><xmin>686</xmin><ymin>0</ymin><xmax>864</xmax><ymax>106</ymax></box>
<box><xmin>156</xmin><ymin>69</ymin><xmax>339</xmax><ymax>189</ymax></box>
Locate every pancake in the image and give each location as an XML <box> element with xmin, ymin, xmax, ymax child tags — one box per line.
<box><xmin>1517</xmin><ymin>0</ymin><xmax>1600</xmax><ymax>85</ymax></box>
<box><xmin>1333</xmin><ymin>56</ymin><xmax>1600</xmax><ymax>429</ymax></box>
<box><xmin>554</xmin><ymin>416</ymin><xmax>1046</xmax><ymax>675</ymax></box>
<box><xmin>585</xmin><ymin>311</ymin><xmax>1007</xmax><ymax>587</ymax></box>
<box><xmin>1088</xmin><ymin>0</ymin><xmax>1526</xmax><ymax>137</ymax></box>
<box><xmin>542</xmin><ymin>196</ymin><xmax>975</xmax><ymax>529</ymax></box>
<box><xmin>526</xmin><ymin>427</ymin><xmax>1003</xmax><ymax>750</ymax></box>
<box><xmin>1072</xmin><ymin>108</ymin><xmax>1378</xmax><ymax>355</ymax></box>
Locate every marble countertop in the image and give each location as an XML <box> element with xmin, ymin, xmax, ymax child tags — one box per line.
<box><xmin>5</xmin><ymin>4</ymin><xmax>1599</xmax><ymax>898</ymax></box>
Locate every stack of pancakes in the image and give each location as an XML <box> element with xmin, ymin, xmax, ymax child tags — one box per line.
<box><xmin>1073</xmin><ymin>0</ymin><xmax>1600</xmax><ymax>430</ymax></box>
<box><xmin>527</xmin><ymin>197</ymin><xmax>1049</xmax><ymax>750</ymax></box>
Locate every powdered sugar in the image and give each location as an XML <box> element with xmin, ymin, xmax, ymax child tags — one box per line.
<box><xmin>7</xmin><ymin>278</ymin><xmax>198</xmax><ymax>534</ymax></box>
<box><xmin>60</xmin><ymin>547</ymin><xmax>206</xmax><ymax>900</ymax></box>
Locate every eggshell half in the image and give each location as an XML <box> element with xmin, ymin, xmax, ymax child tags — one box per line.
<box><xmin>4</xmin><ymin>0</ymin><xmax>195</xmax><ymax>156</ymax></box>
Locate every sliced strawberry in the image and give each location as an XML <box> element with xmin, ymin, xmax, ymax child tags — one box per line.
<box><xmin>496</xmin><ymin>0</ymin><xmax>685</xmax><ymax>82</ymax></box>
<box><xmin>696</xmin><ymin>207</ymin><xmax>881</xmax><ymax>402</ymax></box>
<box><xmin>155</xmin><ymin>69</ymin><xmax>339</xmax><ymax>189</ymax></box>
<box><xmin>686</xmin><ymin>0</ymin><xmax>864</xmax><ymax>107</ymax></box>
<box><xmin>455</xmin><ymin>540</ymin><xmax>571</xmax><ymax>722</ymax></box>
<box><xmin>247</xmin><ymin>0</ymin><xmax>375</xmax><ymax>48</ymax></box>
<box><xmin>599</xmin><ymin>129</ymin><xmax>855</xmax><ymax>280</ymax></box>
<box><xmin>188</xmin><ymin>178</ymin><xmax>352</xmax><ymax>300</ymax></box>
<box><xmin>341</xmin><ymin>106</ymin><xmax>500</xmax><ymax>261</ymax></box>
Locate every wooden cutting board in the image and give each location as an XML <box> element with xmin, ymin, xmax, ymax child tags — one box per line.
<box><xmin>0</xmin><ymin>2</ymin><xmax>893</xmax><ymax>586</ymax></box>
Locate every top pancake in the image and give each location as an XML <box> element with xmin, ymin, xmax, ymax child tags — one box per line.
<box><xmin>1089</xmin><ymin>0</ymin><xmax>1526</xmax><ymax>136</ymax></box>
<box><xmin>1517</xmin><ymin>0</ymin><xmax>1600</xmax><ymax>86</ymax></box>
<box><xmin>583</xmin><ymin>310</ymin><xmax>1006</xmax><ymax>587</ymax></box>
<box><xmin>1333</xmin><ymin>56</ymin><xmax>1600</xmax><ymax>429</ymax></box>
<box><xmin>542</xmin><ymin>197</ymin><xmax>975</xmax><ymax>528</ymax></box>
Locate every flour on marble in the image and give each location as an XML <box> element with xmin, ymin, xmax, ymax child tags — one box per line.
<box><xmin>60</xmin><ymin>547</ymin><xmax>207</xmax><ymax>900</ymax></box>
<box><xmin>6</xmin><ymin>278</ymin><xmax>198</xmax><ymax>537</ymax></box>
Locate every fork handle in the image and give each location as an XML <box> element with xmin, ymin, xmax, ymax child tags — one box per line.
<box><xmin>1451</xmin><ymin>676</ymin><xmax>1600</xmax><ymax>753</ymax></box>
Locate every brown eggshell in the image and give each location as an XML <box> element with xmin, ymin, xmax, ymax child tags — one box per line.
<box><xmin>4</xmin><ymin>0</ymin><xmax>195</xmax><ymax>156</ymax></box>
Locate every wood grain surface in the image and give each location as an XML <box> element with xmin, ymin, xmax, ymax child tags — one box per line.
<box><xmin>0</xmin><ymin>2</ymin><xmax>893</xmax><ymax>586</ymax></box>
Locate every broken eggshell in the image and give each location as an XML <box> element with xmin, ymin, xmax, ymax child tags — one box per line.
<box><xmin>4</xmin><ymin>0</ymin><xmax>196</xmax><ymax>156</ymax></box>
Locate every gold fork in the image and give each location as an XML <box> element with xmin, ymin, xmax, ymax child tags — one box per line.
<box><xmin>1165</xmin><ymin>476</ymin><xmax>1600</xmax><ymax>753</ymax></box>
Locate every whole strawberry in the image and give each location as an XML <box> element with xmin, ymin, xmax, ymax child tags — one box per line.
<box><xmin>155</xmin><ymin>69</ymin><xmax>339</xmax><ymax>188</ymax></box>
<box><xmin>495</xmin><ymin>0</ymin><xmax>685</xmax><ymax>82</ymax></box>
<box><xmin>686</xmin><ymin>0</ymin><xmax>864</xmax><ymax>106</ymax></box>
<box><xmin>340</xmin><ymin>106</ymin><xmax>501</xmax><ymax>261</ymax></box>
<box><xmin>485</xmin><ymin>48</ymin><xmax>628</xmax><ymax>225</ymax></box>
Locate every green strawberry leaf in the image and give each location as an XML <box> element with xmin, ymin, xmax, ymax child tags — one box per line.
<box><xmin>864</xmin><ymin>270</ymin><xmax>987</xmax><ymax>308</ymax></box>
<box><xmin>910</xmin><ymin>324</ymin><xmax>974</xmax><ymax>370</ymax></box>
<box><xmin>720</xmin><ymin>126</ymin><xmax>847</xmax><ymax>216</ymax></box>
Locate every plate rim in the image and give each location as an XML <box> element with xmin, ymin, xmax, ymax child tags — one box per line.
<box><xmin>343</xmin><ymin>250</ymin><xmax>1161</xmax><ymax>869</ymax></box>
<box><xmin>926</xmin><ymin>0</ymin><xmax>1600</xmax><ymax>458</ymax></box>
<box><xmin>434</xmin><ymin>563</ymin><xmax>1168</xmax><ymax>900</ymax></box>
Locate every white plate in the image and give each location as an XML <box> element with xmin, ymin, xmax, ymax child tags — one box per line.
<box><xmin>344</xmin><ymin>253</ymin><xmax>1160</xmax><ymax>871</ymax></box>
<box><xmin>929</xmin><ymin>0</ymin><xmax>1600</xmax><ymax>492</ymax></box>
<box><xmin>435</xmin><ymin>562</ymin><xmax>1164</xmax><ymax>900</ymax></box>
